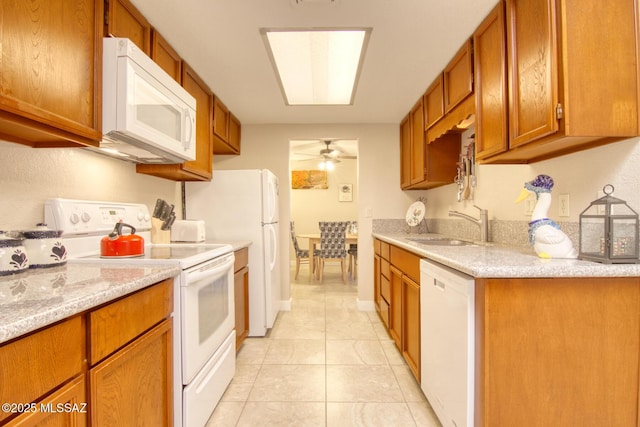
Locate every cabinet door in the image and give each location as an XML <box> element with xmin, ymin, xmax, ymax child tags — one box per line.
<box><xmin>409</xmin><ymin>99</ymin><xmax>426</xmax><ymax>186</ymax></box>
<box><xmin>151</xmin><ymin>29</ymin><xmax>182</xmax><ymax>82</ymax></box>
<box><xmin>402</xmin><ymin>275</ymin><xmax>420</xmax><ymax>381</ymax></box>
<box><xmin>0</xmin><ymin>316</ymin><xmax>85</xmax><ymax>424</ymax></box>
<box><xmin>374</xmin><ymin>253</ymin><xmax>381</xmax><ymax>313</ymax></box>
<box><xmin>90</xmin><ymin>319</ymin><xmax>173</xmax><ymax>426</ymax></box>
<box><xmin>506</xmin><ymin>0</ymin><xmax>558</xmax><ymax>148</ymax></box>
<box><xmin>424</xmin><ymin>75</ymin><xmax>445</xmax><ymax>129</ymax></box>
<box><xmin>6</xmin><ymin>375</ymin><xmax>87</xmax><ymax>427</ymax></box>
<box><xmin>234</xmin><ymin>265</ymin><xmax>249</xmax><ymax>351</ymax></box>
<box><xmin>444</xmin><ymin>39</ymin><xmax>474</xmax><ymax>113</ymax></box>
<box><xmin>0</xmin><ymin>0</ymin><xmax>102</xmax><ymax>147</ymax></box>
<box><xmin>389</xmin><ymin>266</ymin><xmax>403</xmax><ymax>349</ymax></box>
<box><xmin>474</xmin><ymin>1</ymin><xmax>509</xmax><ymax>160</ymax></box>
<box><xmin>228</xmin><ymin>113</ymin><xmax>242</xmax><ymax>154</ymax></box>
<box><xmin>105</xmin><ymin>0</ymin><xmax>151</xmax><ymax>54</ymax></box>
<box><xmin>181</xmin><ymin>64</ymin><xmax>214</xmax><ymax>179</ymax></box>
<box><xmin>399</xmin><ymin>114</ymin><xmax>412</xmax><ymax>189</ymax></box>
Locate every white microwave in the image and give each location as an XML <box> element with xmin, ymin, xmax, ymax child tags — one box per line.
<box><xmin>96</xmin><ymin>38</ymin><xmax>196</xmax><ymax>164</ymax></box>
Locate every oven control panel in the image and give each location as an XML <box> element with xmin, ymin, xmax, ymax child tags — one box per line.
<box><xmin>45</xmin><ymin>198</ymin><xmax>151</xmax><ymax>236</ymax></box>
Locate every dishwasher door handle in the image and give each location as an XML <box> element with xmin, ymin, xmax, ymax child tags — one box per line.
<box><xmin>434</xmin><ymin>279</ymin><xmax>446</xmax><ymax>291</ymax></box>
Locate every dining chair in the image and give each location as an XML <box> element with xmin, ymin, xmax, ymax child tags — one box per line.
<box><xmin>290</xmin><ymin>221</ymin><xmax>316</xmax><ymax>280</ymax></box>
<box><xmin>347</xmin><ymin>221</ymin><xmax>358</xmax><ymax>279</ymax></box>
<box><xmin>317</xmin><ymin>221</ymin><xmax>349</xmax><ymax>283</ymax></box>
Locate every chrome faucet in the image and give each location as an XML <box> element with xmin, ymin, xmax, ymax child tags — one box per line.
<box><xmin>448</xmin><ymin>205</ymin><xmax>489</xmax><ymax>242</ymax></box>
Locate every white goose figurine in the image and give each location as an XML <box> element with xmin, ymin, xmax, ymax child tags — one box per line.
<box><xmin>515</xmin><ymin>175</ymin><xmax>578</xmax><ymax>259</ymax></box>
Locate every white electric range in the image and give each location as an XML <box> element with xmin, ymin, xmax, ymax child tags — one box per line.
<box><xmin>45</xmin><ymin>198</ymin><xmax>235</xmax><ymax>427</ymax></box>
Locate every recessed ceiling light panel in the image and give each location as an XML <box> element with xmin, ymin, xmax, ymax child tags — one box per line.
<box><xmin>261</xmin><ymin>28</ymin><xmax>371</xmax><ymax>106</ymax></box>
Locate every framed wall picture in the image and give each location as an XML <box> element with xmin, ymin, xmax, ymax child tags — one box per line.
<box><xmin>339</xmin><ymin>183</ymin><xmax>353</xmax><ymax>202</ymax></box>
<box><xmin>291</xmin><ymin>170</ymin><xmax>328</xmax><ymax>189</ymax></box>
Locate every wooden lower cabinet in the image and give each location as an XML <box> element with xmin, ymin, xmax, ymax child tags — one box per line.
<box><xmin>0</xmin><ymin>279</ymin><xmax>173</xmax><ymax>427</ymax></box>
<box><xmin>90</xmin><ymin>319</ymin><xmax>172</xmax><ymax>426</ymax></box>
<box><xmin>234</xmin><ymin>247</ymin><xmax>250</xmax><ymax>350</ymax></box>
<box><xmin>373</xmin><ymin>238</ymin><xmax>421</xmax><ymax>381</ymax></box>
<box><xmin>475</xmin><ymin>277</ymin><xmax>640</xmax><ymax>426</ymax></box>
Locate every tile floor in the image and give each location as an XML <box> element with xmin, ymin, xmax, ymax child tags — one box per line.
<box><xmin>206</xmin><ymin>263</ymin><xmax>442</xmax><ymax>426</ymax></box>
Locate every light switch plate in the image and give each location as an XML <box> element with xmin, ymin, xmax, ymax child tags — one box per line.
<box><xmin>558</xmin><ymin>194</ymin><xmax>570</xmax><ymax>217</ymax></box>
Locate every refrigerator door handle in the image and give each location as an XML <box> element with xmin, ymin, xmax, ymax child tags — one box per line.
<box><xmin>267</xmin><ymin>224</ymin><xmax>277</xmax><ymax>270</ymax></box>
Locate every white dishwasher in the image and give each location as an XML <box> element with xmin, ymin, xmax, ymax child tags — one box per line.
<box><xmin>420</xmin><ymin>259</ymin><xmax>474</xmax><ymax>427</ymax></box>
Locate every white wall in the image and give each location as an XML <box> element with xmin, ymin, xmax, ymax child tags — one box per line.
<box><xmin>213</xmin><ymin>123</ymin><xmax>407</xmax><ymax>307</ymax></box>
<box><xmin>290</xmin><ymin>157</ymin><xmax>358</xmax><ymax>255</ymax></box>
<box><xmin>0</xmin><ymin>141</ymin><xmax>180</xmax><ymax>229</ymax></box>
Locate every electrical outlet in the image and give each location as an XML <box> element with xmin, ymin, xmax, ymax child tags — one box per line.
<box><xmin>558</xmin><ymin>194</ymin><xmax>570</xmax><ymax>217</ymax></box>
<box><xmin>524</xmin><ymin>196</ymin><xmax>535</xmax><ymax>216</ymax></box>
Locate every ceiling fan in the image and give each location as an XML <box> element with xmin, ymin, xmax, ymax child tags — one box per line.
<box><xmin>293</xmin><ymin>139</ymin><xmax>356</xmax><ymax>170</ymax></box>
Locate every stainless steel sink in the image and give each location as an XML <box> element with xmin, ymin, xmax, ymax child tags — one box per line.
<box><xmin>407</xmin><ymin>238</ymin><xmax>474</xmax><ymax>246</ymax></box>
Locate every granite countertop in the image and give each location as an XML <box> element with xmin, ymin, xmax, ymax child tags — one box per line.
<box><xmin>0</xmin><ymin>262</ymin><xmax>180</xmax><ymax>345</ymax></box>
<box><xmin>373</xmin><ymin>232</ymin><xmax>640</xmax><ymax>278</ymax></box>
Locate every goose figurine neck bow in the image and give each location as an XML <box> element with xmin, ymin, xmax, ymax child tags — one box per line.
<box><xmin>515</xmin><ymin>175</ymin><xmax>578</xmax><ymax>259</ymax></box>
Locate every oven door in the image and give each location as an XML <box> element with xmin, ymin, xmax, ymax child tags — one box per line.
<box><xmin>181</xmin><ymin>252</ymin><xmax>235</xmax><ymax>384</ymax></box>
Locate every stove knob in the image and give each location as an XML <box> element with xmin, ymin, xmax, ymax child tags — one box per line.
<box><xmin>70</xmin><ymin>213</ymin><xmax>80</xmax><ymax>224</ymax></box>
<box><xmin>137</xmin><ymin>210</ymin><xmax>145</xmax><ymax>222</ymax></box>
<box><xmin>81</xmin><ymin>212</ymin><xmax>91</xmax><ymax>223</ymax></box>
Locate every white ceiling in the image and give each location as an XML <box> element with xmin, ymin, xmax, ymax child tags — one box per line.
<box><xmin>129</xmin><ymin>0</ymin><xmax>497</xmax><ymax>126</ymax></box>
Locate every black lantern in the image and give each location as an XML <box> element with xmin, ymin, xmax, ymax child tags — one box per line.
<box><xmin>579</xmin><ymin>185</ymin><xmax>639</xmax><ymax>264</ymax></box>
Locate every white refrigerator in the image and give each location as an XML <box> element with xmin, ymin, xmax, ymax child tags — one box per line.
<box><xmin>185</xmin><ymin>169</ymin><xmax>280</xmax><ymax>337</ymax></box>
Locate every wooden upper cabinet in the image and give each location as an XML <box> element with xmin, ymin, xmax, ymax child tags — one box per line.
<box><xmin>150</xmin><ymin>29</ymin><xmax>182</xmax><ymax>83</ymax></box>
<box><xmin>136</xmin><ymin>63</ymin><xmax>213</xmax><ymax>181</ymax></box>
<box><xmin>424</xmin><ymin>75</ymin><xmax>445</xmax><ymax>129</ymax></box>
<box><xmin>212</xmin><ymin>96</ymin><xmax>241</xmax><ymax>154</ymax></box>
<box><xmin>0</xmin><ymin>0</ymin><xmax>102</xmax><ymax>148</ymax></box>
<box><xmin>473</xmin><ymin>1</ymin><xmax>508</xmax><ymax>160</ymax></box>
<box><xmin>399</xmin><ymin>114</ymin><xmax>412</xmax><ymax>189</ymax></box>
<box><xmin>497</xmin><ymin>0</ymin><xmax>640</xmax><ymax>162</ymax></box>
<box><xmin>105</xmin><ymin>0</ymin><xmax>151</xmax><ymax>55</ymax></box>
<box><xmin>409</xmin><ymin>99</ymin><xmax>426</xmax><ymax>186</ymax></box>
<box><xmin>444</xmin><ymin>39</ymin><xmax>474</xmax><ymax>114</ymax></box>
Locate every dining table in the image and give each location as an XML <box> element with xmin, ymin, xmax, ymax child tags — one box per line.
<box><xmin>297</xmin><ymin>233</ymin><xmax>358</xmax><ymax>281</ymax></box>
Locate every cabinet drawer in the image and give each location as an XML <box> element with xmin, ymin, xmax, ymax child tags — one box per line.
<box><xmin>390</xmin><ymin>246</ymin><xmax>421</xmax><ymax>283</ymax></box>
<box><xmin>380</xmin><ymin>275</ymin><xmax>391</xmax><ymax>304</ymax></box>
<box><xmin>374</xmin><ymin>239</ymin><xmax>381</xmax><ymax>256</ymax></box>
<box><xmin>380</xmin><ymin>241</ymin><xmax>390</xmax><ymax>260</ymax></box>
<box><xmin>381</xmin><ymin>258</ymin><xmax>390</xmax><ymax>279</ymax></box>
<box><xmin>6</xmin><ymin>375</ymin><xmax>87</xmax><ymax>427</ymax></box>
<box><xmin>234</xmin><ymin>247</ymin><xmax>249</xmax><ymax>272</ymax></box>
<box><xmin>89</xmin><ymin>279</ymin><xmax>173</xmax><ymax>365</ymax></box>
<box><xmin>0</xmin><ymin>316</ymin><xmax>85</xmax><ymax>422</ymax></box>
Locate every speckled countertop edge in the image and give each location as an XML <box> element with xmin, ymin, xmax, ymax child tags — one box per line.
<box><xmin>0</xmin><ymin>262</ymin><xmax>181</xmax><ymax>345</ymax></box>
<box><xmin>373</xmin><ymin>232</ymin><xmax>640</xmax><ymax>278</ymax></box>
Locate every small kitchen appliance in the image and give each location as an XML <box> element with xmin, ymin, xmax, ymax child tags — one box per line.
<box><xmin>171</xmin><ymin>220</ymin><xmax>206</xmax><ymax>242</ymax></box>
<box><xmin>44</xmin><ymin>198</ymin><xmax>235</xmax><ymax>427</ymax></box>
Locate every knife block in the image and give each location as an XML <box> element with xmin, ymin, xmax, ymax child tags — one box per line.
<box><xmin>151</xmin><ymin>218</ymin><xmax>170</xmax><ymax>244</ymax></box>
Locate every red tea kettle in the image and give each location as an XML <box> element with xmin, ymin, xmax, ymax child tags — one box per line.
<box><xmin>100</xmin><ymin>222</ymin><xmax>145</xmax><ymax>257</ymax></box>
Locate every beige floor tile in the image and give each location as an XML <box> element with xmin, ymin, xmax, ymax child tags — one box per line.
<box><xmin>326</xmin><ymin>339</ymin><xmax>388</xmax><ymax>365</ymax></box>
<box><xmin>208</xmin><ymin>265</ymin><xmax>436</xmax><ymax>426</ymax></box>
<box><xmin>205</xmin><ymin>401</ymin><xmax>245</xmax><ymax>427</ymax></box>
<box><xmin>236</xmin><ymin>338</ymin><xmax>271</xmax><ymax>365</ymax></box>
<box><xmin>236</xmin><ymin>402</ymin><xmax>325</xmax><ymax>427</ymax></box>
<box><xmin>263</xmin><ymin>339</ymin><xmax>326</xmax><ymax>364</ymax></box>
<box><xmin>407</xmin><ymin>401</ymin><xmax>443</xmax><ymax>426</ymax></box>
<box><xmin>248</xmin><ymin>364</ymin><xmax>326</xmax><ymax>401</ymax></box>
<box><xmin>326</xmin><ymin>402</ymin><xmax>418</xmax><ymax>427</ymax></box>
<box><xmin>326</xmin><ymin>365</ymin><xmax>404</xmax><ymax>402</ymax></box>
